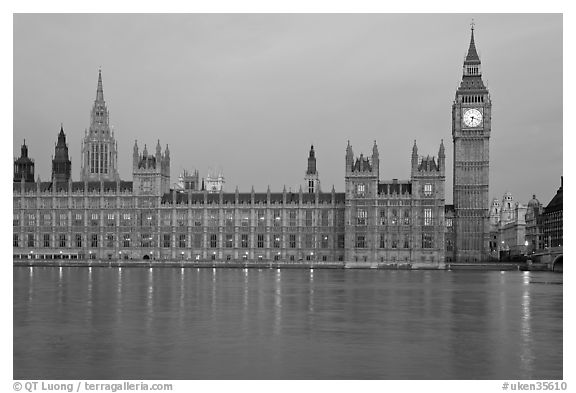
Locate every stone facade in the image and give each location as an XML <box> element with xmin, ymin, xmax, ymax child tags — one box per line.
<box><xmin>343</xmin><ymin>140</ymin><xmax>446</xmax><ymax>268</ymax></box>
<box><xmin>12</xmin><ymin>181</ymin><xmax>346</xmax><ymax>262</ymax></box>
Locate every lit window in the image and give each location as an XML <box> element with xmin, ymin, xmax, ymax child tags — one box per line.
<box><xmin>357</xmin><ymin>209</ymin><xmax>367</xmax><ymax>225</ymax></box>
<box><xmin>424</xmin><ymin>209</ymin><xmax>433</xmax><ymax>226</ymax></box>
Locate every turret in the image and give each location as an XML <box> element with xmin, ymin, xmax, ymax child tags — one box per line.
<box><xmin>372</xmin><ymin>140</ymin><xmax>379</xmax><ymax>178</ymax></box>
<box><xmin>133</xmin><ymin>140</ymin><xmax>139</xmax><ymax>170</ymax></box>
<box><xmin>14</xmin><ymin>139</ymin><xmax>35</xmax><ymax>183</ymax></box>
<box><xmin>305</xmin><ymin>145</ymin><xmax>320</xmax><ymax>193</ymax></box>
<box><xmin>345</xmin><ymin>140</ymin><xmax>353</xmax><ymax>172</ymax></box>
<box><xmin>156</xmin><ymin>139</ymin><xmax>162</xmax><ymax>160</ymax></box>
<box><xmin>438</xmin><ymin>139</ymin><xmax>445</xmax><ymax>174</ymax></box>
<box><xmin>411</xmin><ymin>140</ymin><xmax>418</xmax><ymax>173</ymax></box>
<box><xmin>306</xmin><ymin>145</ymin><xmax>317</xmax><ymax>175</ymax></box>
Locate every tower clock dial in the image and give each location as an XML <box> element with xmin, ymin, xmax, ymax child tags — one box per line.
<box><xmin>463</xmin><ymin>108</ymin><xmax>483</xmax><ymax>127</ymax></box>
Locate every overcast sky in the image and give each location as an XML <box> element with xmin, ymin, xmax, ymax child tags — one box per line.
<box><xmin>13</xmin><ymin>14</ymin><xmax>562</xmax><ymax>205</ymax></box>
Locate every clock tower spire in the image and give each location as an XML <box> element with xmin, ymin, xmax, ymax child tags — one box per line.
<box><xmin>451</xmin><ymin>23</ymin><xmax>492</xmax><ymax>262</ymax></box>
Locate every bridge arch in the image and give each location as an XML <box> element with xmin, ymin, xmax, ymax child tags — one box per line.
<box><xmin>552</xmin><ymin>255</ymin><xmax>563</xmax><ymax>272</ymax></box>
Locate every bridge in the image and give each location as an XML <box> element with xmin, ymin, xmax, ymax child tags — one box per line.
<box><xmin>529</xmin><ymin>246</ymin><xmax>563</xmax><ymax>272</ymax></box>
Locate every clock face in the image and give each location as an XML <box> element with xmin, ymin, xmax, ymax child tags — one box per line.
<box><xmin>463</xmin><ymin>108</ymin><xmax>483</xmax><ymax>127</ymax></box>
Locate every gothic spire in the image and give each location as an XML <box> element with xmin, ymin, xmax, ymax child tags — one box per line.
<box><xmin>465</xmin><ymin>21</ymin><xmax>481</xmax><ymax>64</ymax></box>
<box><xmin>96</xmin><ymin>68</ymin><xmax>104</xmax><ymax>101</ymax></box>
<box><xmin>458</xmin><ymin>22</ymin><xmax>486</xmax><ymax>91</ymax></box>
<box><xmin>57</xmin><ymin>124</ymin><xmax>66</xmax><ymax>145</ymax></box>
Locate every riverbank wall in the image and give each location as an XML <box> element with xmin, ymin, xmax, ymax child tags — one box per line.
<box><xmin>13</xmin><ymin>259</ymin><xmax>552</xmax><ymax>271</ymax></box>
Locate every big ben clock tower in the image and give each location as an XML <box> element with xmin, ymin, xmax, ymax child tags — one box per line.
<box><xmin>452</xmin><ymin>23</ymin><xmax>491</xmax><ymax>262</ymax></box>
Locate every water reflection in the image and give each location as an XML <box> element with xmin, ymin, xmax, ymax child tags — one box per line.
<box><xmin>13</xmin><ymin>268</ymin><xmax>563</xmax><ymax>380</ymax></box>
<box><xmin>308</xmin><ymin>269</ymin><xmax>314</xmax><ymax>313</ymax></box>
<box><xmin>274</xmin><ymin>269</ymin><xmax>282</xmax><ymax>336</ymax></box>
<box><xmin>520</xmin><ymin>272</ymin><xmax>534</xmax><ymax>376</ymax></box>
<box><xmin>211</xmin><ymin>267</ymin><xmax>217</xmax><ymax>317</ymax></box>
<box><xmin>116</xmin><ymin>266</ymin><xmax>123</xmax><ymax>326</ymax></box>
<box><xmin>146</xmin><ymin>268</ymin><xmax>153</xmax><ymax>332</ymax></box>
<box><xmin>28</xmin><ymin>267</ymin><xmax>33</xmax><ymax>303</ymax></box>
<box><xmin>86</xmin><ymin>267</ymin><xmax>93</xmax><ymax>324</ymax></box>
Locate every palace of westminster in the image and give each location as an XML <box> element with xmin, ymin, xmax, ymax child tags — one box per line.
<box><xmin>13</xmin><ymin>27</ymin><xmax>562</xmax><ymax>267</ymax></box>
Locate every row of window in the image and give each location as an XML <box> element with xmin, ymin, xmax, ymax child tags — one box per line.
<box><xmin>355</xmin><ymin>183</ymin><xmax>435</xmax><ymax>197</ymax></box>
<box><xmin>14</xmin><ymin>233</ymin><xmax>346</xmax><ymax>250</ymax></box>
<box><xmin>14</xmin><ymin>209</ymin><xmax>346</xmax><ymax>228</ymax></box>
<box><xmin>14</xmin><ymin>198</ymin><xmax>156</xmax><ymax>209</ymax></box>
<box><xmin>355</xmin><ymin>233</ymin><xmax>434</xmax><ymax>249</ymax></box>
<box><xmin>355</xmin><ymin>208</ymin><xmax>435</xmax><ymax>226</ymax></box>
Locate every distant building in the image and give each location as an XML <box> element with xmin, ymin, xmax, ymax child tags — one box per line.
<box><xmin>176</xmin><ymin>169</ymin><xmax>201</xmax><ymax>192</ymax></box>
<box><xmin>525</xmin><ymin>195</ymin><xmax>543</xmax><ymax>253</ymax></box>
<box><xmin>488</xmin><ymin>198</ymin><xmax>501</xmax><ymax>259</ymax></box>
<box><xmin>204</xmin><ymin>171</ymin><xmax>224</xmax><ymax>193</ymax></box>
<box><xmin>14</xmin><ymin>140</ymin><xmax>34</xmax><ymax>183</ymax></box>
<box><xmin>488</xmin><ymin>192</ymin><xmax>528</xmax><ymax>259</ymax></box>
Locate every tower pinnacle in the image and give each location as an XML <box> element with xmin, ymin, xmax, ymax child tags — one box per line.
<box><xmin>96</xmin><ymin>69</ymin><xmax>104</xmax><ymax>101</ymax></box>
<box><xmin>465</xmin><ymin>22</ymin><xmax>480</xmax><ymax>64</ymax></box>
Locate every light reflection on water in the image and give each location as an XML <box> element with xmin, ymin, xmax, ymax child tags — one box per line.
<box><xmin>14</xmin><ymin>267</ymin><xmax>562</xmax><ymax>380</ymax></box>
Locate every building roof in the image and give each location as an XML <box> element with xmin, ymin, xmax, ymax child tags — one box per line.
<box><xmin>464</xmin><ymin>26</ymin><xmax>481</xmax><ymax>64</ymax></box>
<box><xmin>160</xmin><ymin>191</ymin><xmax>346</xmax><ymax>206</ymax></box>
<box><xmin>527</xmin><ymin>194</ymin><xmax>541</xmax><ymax>208</ymax></box>
<box><xmin>352</xmin><ymin>156</ymin><xmax>372</xmax><ymax>172</ymax></box>
<box><xmin>544</xmin><ymin>184</ymin><xmax>563</xmax><ymax>214</ymax></box>
<box><xmin>13</xmin><ymin>180</ymin><xmax>133</xmax><ymax>194</ymax></box>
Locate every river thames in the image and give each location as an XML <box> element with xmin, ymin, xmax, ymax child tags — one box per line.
<box><xmin>13</xmin><ymin>267</ymin><xmax>562</xmax><ymax>380</ymax></box>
